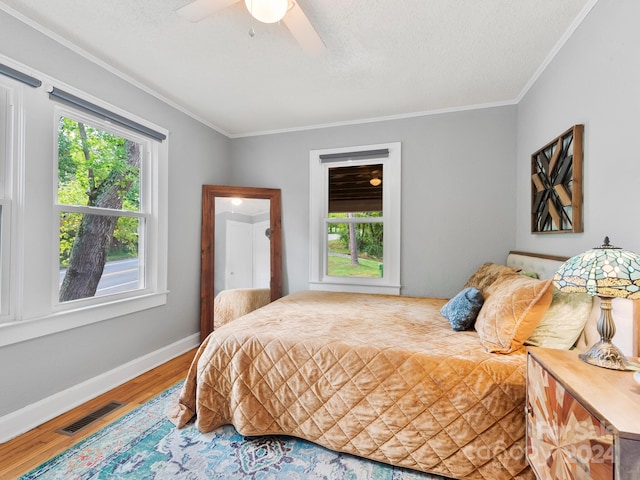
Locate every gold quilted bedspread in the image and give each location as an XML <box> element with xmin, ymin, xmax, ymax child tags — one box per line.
<box><xmin>169</xmin><ymin>291</ymin><xmax>533</xmax><ymax>479</ymax></box>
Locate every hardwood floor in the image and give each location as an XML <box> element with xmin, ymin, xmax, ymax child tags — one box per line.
<box><xmin>0</xmin><ymin>348</ymin><xmax>197</xmax><ymax>479</ymax></box>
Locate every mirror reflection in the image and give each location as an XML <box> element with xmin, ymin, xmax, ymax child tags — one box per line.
<box><xmin>201</xmin><ymin>184</ymin><xmax>281</xmax><ymax>341</ymax></box>
<box><xmin>214</xmin><ymin>197</ymin><xmax>271</xmax><ymax>296</ymax></box>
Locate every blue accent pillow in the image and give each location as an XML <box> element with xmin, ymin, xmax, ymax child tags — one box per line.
<box><xmin>440</xmin><ymin>287</ymin><xmax>485</xmax><ymax>331</ymax></box>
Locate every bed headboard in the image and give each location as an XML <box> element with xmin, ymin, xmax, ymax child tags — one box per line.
<box><xmin>506</xmin><ymin>250</ymin><xmax>639</xmax><ymax>357</ymax></box>
<box><xmin>506</xmin><ymin>251</ymin><xmax>568</xmax><ymax>281</ymax></box>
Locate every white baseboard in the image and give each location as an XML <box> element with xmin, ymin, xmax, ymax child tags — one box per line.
<box><xmin>0</xmin><ymin>333</ymin><xmax>199</xmax><ymax>444</ymax></box>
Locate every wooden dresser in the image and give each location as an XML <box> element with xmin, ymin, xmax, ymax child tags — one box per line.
<box><xmin>526</xmin><ymin>347</ymin><xmax>640</xmax><ymax>480</ymax></box>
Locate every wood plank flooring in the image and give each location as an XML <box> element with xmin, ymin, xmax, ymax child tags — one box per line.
<box><xmin>0</xmin><ymin>348</ymin><xmax>197</xmax><ymax>479</ymax></box>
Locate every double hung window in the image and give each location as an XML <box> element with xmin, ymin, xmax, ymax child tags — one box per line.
<box><xmin>49</xmin><ymin>92</ymin><xmax>167</xmax><ymax>320</ymax></box>
<box><xmin>309</xmin><ymin>143</ymin><xmax>401</xmax><ymax>294</ymax></box>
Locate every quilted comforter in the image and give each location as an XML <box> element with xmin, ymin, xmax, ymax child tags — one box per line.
<box><xmin>169</xmin><ymin>291</ymin><xmax>533</xmax><ymax>479</ymax></box>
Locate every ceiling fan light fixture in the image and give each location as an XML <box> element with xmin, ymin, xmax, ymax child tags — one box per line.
<box><xmin>369</xmin><ymin>169</ymin><xmax>382</xmax><ymax>187</ymax></box>
<box><xmin>244</xmin><ymin>0</ymin><xmax>288</xmax><ymax>23</ymax></box>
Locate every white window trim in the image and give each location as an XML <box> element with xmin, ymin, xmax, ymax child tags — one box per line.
<box><xmin>0</xmin><ymin>78</ymin><xmax>22</xmax><ymax>321</ymax></box>
<box><xmin>0</xmin><ymin>78</ymin><xmax>168</xmax><ymax>348</ymax></box>
<box><xmin>309</xmin><ymin>142</ymin><xmax>401</xmax><ymax>295</ymax></box>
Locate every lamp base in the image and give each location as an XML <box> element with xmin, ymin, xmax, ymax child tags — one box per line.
<box><xmin>578</xmin><ymin>340</ymin><xmax>632</xmax><ymax>371</ymax></box>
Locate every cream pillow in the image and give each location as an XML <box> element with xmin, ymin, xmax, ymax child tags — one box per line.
<box><xmin>526</xmin><ymin>288</ymin><xmax>593</xmax><ymax>350</ymax></box>
<box><xmin>475</xmin><ymin>275</ymin><xmax>553</xmax><ymax>353</ymax></box>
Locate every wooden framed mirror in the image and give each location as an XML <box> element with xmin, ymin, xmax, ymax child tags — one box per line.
<box><xmin>200</xmin><ymin>185</ymin><xmax>282</xmax><ymax>342</ymax></box>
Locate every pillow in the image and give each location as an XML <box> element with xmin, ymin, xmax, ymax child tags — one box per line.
<box><xmin>525</xmin><ymin>288</ymin><xmax>593</xmax><ymax>350</ymax></box>
<box><xmin>463</xmin><ymin>262</ymin><xmax>519</xmax><ymax>296</ymax></box>
<box><xmin>440</xmin><ymin>287</ymin><xmax>485</xmax><ymax>331</ymax></box>
<box><xmin>475</xmin><ymin>275</ymin><xmax>553</xmax><ymax>353</ymax></box>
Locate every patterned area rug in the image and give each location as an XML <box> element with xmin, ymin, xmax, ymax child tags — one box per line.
<box><xmin>22</xmin><ymin>382</ymin><xmax>450</xmax><ymax>480</ymax></box>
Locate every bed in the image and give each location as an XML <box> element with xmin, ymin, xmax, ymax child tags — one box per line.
<box><xmin>169</xmin><ymin>252</ymin><xmax>604</xmax><ymax>479</ymax></box>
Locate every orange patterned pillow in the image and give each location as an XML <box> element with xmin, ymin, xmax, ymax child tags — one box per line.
<box><xmin>475</xmin><ymin>275</ymin><xmax>553</xmax><ymax>353</ymax></box>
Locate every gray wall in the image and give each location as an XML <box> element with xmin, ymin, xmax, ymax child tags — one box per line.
<box><xmin>230</xmin><ymin>106</ymin><xmax>518</xmax><ymax>298</ymax></box>
<box><xmin>0</xmin><ymin>11</ymin><xmax>229</xmax><ymax>416</ymax></box>
<box><xmin>516</xmin><ymin>0</ymin><xmax>640</xmax><ymax>255</ymax></box>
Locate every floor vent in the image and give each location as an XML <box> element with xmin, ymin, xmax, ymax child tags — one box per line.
<box><xmin>56</xmin><ymin>401</ymin><xmax>125</xmax><ymax>436</ymax></box>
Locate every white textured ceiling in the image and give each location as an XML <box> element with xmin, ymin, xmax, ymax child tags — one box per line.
<box><xmin>0</xmin><ymin>0</ymin><xmax>592</xmax><ymax>137</ymax></box>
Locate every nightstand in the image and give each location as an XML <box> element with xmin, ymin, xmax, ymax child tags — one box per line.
<box><xmin>526</xmin><ymin>347</ymin><xmax>640</xmax><ymax>479</ymax></box>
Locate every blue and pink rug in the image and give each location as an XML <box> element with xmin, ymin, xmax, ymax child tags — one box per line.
<box><xmin>21</xmin><ymin>381</ymin><xmax>449</xmax><ymax>479</ymax></box>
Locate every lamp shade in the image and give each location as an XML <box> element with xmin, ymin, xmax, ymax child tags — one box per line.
<box><xmin>553</xmin><ymin>237</ymin><xmax>640</xmax><ymax>299</ymax></box>
<box><xmin>244</xmin><ymin>0</ymin><xmax>288</xmax><ymax>23</ymax></box>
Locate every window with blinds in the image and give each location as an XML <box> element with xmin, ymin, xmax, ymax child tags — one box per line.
<box><xmin>309</xmin><ymin>143</ymin><xmax>401</xmax><ymax>294</ymax></box>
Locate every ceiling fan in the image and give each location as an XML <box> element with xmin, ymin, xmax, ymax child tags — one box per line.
<box><xmin>177</xmin><ymin>0</ymin><xmax>325</xmax><ymax>55</ymax></box>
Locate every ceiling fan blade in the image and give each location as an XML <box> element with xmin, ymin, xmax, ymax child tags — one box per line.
<box><xmin>283</xmin><ymin>2</ymin><xmax>325</xmax><ymax>55</ymax></box>
<box><xmin>177</xmin><ymin>0</ymin><xmax>239</xmax><ymax>22</ymax></box>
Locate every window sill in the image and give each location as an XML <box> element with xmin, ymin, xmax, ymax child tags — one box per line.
<box><xmin>0</xmin><ymin>291</ymin><xmax>168</xmax><ymax>347</ymax></box>
<box><xmin>309</xmin><ymin>281</ymin><xmax>400</xmax><ymax>296</ymax></box>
